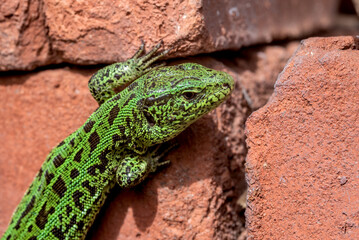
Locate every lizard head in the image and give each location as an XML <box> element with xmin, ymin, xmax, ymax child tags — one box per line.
<box><xmin>139</xmin><ymin>63</ymin><xmax>234</xmax><ymax>145</ymax></box>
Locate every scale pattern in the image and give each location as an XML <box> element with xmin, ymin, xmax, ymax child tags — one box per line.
<box><xmin>2</xmin><ymin>42</ymin><xmax>234</xmax><ymax>240</ymax></box>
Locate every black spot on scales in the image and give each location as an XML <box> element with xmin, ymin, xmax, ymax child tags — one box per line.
<box><xmin>28</xmin><ymin>224</ymin><xmax>33</xmax><ymax>232</ymax></box>
<box><xmin>35</xmin><ymin>202</ymin><xmax>55</xmax><ymax>229</ymax></box>
<box><xmin>87</xmin><ymin>149</ymin><xmax>110</xmax><ymax>176</ymax></box>
<box><xmin>89</xmin><ymin>72</ymin><xmax>99</xmax><ymax>83</ymax></box>
<box><xmin>53</xmin><ymin>154</ymin><xmax>65</xmax><ymax>168</ymax></box>
<box><xmin>73</xmin><ymin>190</ymin><xmax>84</xmax><ymax>211</ymax></box>
<box><xmin>112</xmin><ymin>134</ymin><xmax>127</xmax><ymax>143</ymax></box>
<box><xmin>37</xmin><ymin>168</ymin><xmax>43</xmax><ymax>179</ymax></box>
<box><xmin>103</xmin><ymin>68</ymin><xmax>110</xmax><ymax>78</ymax></box>
<box><xmin>127</xmin><ymin>82</ymin><xmax>138</xmax><ymax>91</ymax></box>
<box><xmin>87</xmin><ymin>166</ymin><xmax>96</xmax><ymax>176</ymax></box>
<box><xmin>144</xmin><ymin>94</ymin><xmax>172</xmax><ymax>107</ymax></box>
<box><xmin>25</xmin><ymin>186</ymin><xmax>32</xmax><ymax>196</ymax></box>
<box><xmin>123</xmin><ymin>93</ymin><xmax>136</xmax><ymax>107</ymax></box>
<box><xmin>70</xmin><ymin>169</ymin><xmax>79</xmax><ymax>179</ymax></box>
<box><xmin>114</xmin><ymin>72</ymin><xmax>124</xmax><ymax>80</ymax></box>
<box><xmin>108</xmin><ymin>105</ymin><xmax>120</xmax><ymax>125</ymax></box>
<box><xmin>45</xmin><ymin>171</ymin><xmax>55</xmax><ymax>185</ymax></box>
<box><xmin>77</xmin><ymin>221</ymin><xmax>84</xmax><ymax>230</ymax></box>
<box><xmin>109</xmin><ymin>94</ymin><xmax>122</xmax><ymax>102</ymax></box>
<box><xmin>126</xmin><ymin>117</ymin><xmax>131</xmax><ymax>126</ymax></box>
<box><xmin>52</xmin><ymin>214</ymin><xmax>76</xmax><ymax>238</ymax></box>
<box><xmin>56</xmin><ymin>140</ymin><xmax>65</xmax><ymax>148</ymax></box>
<box><xmin>117</xmin><ymin>177</ymin><xmax>123</xmax><ymax>186</ymax></box>
<box><xmin>74</xmin><ymin>148</ymin><xmax>84</xmax><ymax>162</ymax></box>
<box><xmin>84</xmin><ymin>207</ymin><xmax>92</xmax><ymax>218</ymax></box>
<box><xmin>84</xmin><ymin>120</ymin><xmax>95</xmax><ymax>133</ymax></box>
<box><xmin>51</xmin><ymin>226</ymin><xmax>65</xmax><ymax>239</ymax></box>
<box><xmin>14</xmin><ymin>196</ymin><xmax>36</xmax><ymax>230</ymax></box>
<box><xmin>94</xmin><ymin>193</ymin><xmax>103</xmax><ymax>205</ymax></box>
<box><xmin>89</xmin><ymin>132</ymin><xmax>100</xmax><ymax>152</ymax></box>
<box><xmin>67</xmin><ymin>215</ymin><xmax>77</xmax><ymax>230</ymax></box>
<box><xmin>69</xmin><ymin>138</ymin><xmax>75</xmax><ymax>147</ymax></box>
<box><xmin>136</xmin><ymin>98</ymin><xmax>144</xmax><ymax>107</ymax></box>
<box><xmin>118</xmin><ymin>125</ymin><xmax>126</xmax><ymax>134</ymax></box>
<box><xmin>82</xmin><ymin>180</ymin><xmax>97</xmax><ymax>196</ymax></box>
<box><xmin>66</xmin><ymin>205</ymin><xmax>72</xmax><ymax>215</ymax></box>
<box><xmin>131</xmin><ymin>108</ymin><xmax>139</xmax><ymax>121</ymax></box>
<box><xmin>52</xmin><ymin>177</ymin><xmax>67</xmax><ymax>198</ymax></box>
<box><xmin>189</xmin><ymin>64</ymin><xmax>198</xmax><ymax>70</ymax></box>
<box><xmin>126</xmin><ymin>178</ymin><xmax>132</xmax><ymax>185</ymax></box>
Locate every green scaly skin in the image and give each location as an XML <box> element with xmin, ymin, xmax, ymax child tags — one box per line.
<box><xmin>1</xmin><ymin>42</ymin><xmax>234</xmax><ymax>240</ymax></box>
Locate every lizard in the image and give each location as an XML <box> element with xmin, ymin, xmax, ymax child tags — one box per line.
<box><xmin>1</xmin><ymin>41</ymin><xmax>234</xmax><ymax>240</ymax></box>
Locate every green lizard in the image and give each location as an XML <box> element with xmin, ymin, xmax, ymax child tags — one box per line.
<box><xmin>1</xmin><ymin>41</ymin><xmax>234</xmax><ymax>240</ymax></box>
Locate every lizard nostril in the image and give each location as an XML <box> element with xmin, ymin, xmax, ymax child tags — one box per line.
<box><xmin>144</xmin><ymin>110</ymin><xmax>156</xmax><ymax>127</ymax></box>
<box><xmin>222</xmin><ymin>83</ymin><xmax>230</xmax><ymax>89</ymax></box>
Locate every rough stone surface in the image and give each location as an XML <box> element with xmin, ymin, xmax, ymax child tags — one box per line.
<box><xmin>215</xmin><ymin>42</ymin><xmax>299</xmax><ymax>110</ymax></box>
<box><xmin>0</xmin><ymin>39</ymin><xmax>301</xmax><ymax>239</ymax></box>
<box><xmin>1</xmin><ymin>0</ymin><xmax>338</xmax><ymax>70</ymax></box>
<box><xmin>246</xmin><ymin>36</ymin><xmax>359</xmax><ymax>239</ymax></box>
<box><xmin>0</xmin><ymin>68</ymin><xmax>98</xmax><ymax>233</ymax></box>
<box><xmin>0</xmin><ymin>57</ymin><xmax>250</xmax><ymax>239</ymax></box>
<box><xmin>0</xmin><ymin>0</ymin><xmax>57</xmax><ymax>71</ymax></box>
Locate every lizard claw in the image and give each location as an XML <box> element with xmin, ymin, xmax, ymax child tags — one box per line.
<box><xmin>136</xmin><ymin>40</ymin><xmax>170</xmax><ymax>71</ymax></box>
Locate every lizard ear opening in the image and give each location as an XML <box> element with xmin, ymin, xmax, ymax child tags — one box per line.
<box><xmin>143</xmin><ymin>109</ymin><xmax>156</xmax><ymax>126</ymax></box>
<box><xmin>182</xmin><ymin>91</ymin><xmax>198</xmax><ymax>100</ymax></box>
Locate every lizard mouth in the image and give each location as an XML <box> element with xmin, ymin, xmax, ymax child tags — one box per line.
<box><xmin>200</xmin><ymin>84</ymin><xmax>232</xmax><ymax>106</ymax></box>
<box><xmin>214</xmin><ymin>82</ymin><xmax>233</xmax><ymax>99</ymax></box>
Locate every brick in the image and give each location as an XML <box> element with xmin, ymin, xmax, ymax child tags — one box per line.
<box><xmin>246</xmin><ymin>36</ymin><xmax>359</xmax><ymax>239</ymax></box>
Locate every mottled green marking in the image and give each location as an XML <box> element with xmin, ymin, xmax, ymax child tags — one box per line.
<box><xmin>2</xmin><ymin>41</ymin><xmax>234</xmax><ymax>240</ymax></box>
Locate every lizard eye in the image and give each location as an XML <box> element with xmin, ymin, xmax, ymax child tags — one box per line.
<box><xmin>182</xmin><ymin>91</ymin><xmax>198</xmax><ymax>100</ymax></box>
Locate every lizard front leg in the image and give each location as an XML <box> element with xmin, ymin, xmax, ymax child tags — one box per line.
<box><xmin>88</xmin><ymin>41</ymin><xmax>169</xmax><ymax>105</ymax></box>
<box><xmin>116</xmin><ymin>143</ymin><xmax>177</xmax><ymax>188</ymax></box>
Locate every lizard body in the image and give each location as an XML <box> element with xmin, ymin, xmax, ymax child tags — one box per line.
<box><xmin>1</xmin><ymin>42</ymin><xmax>234</xmax><ymax>240</ymax></box>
